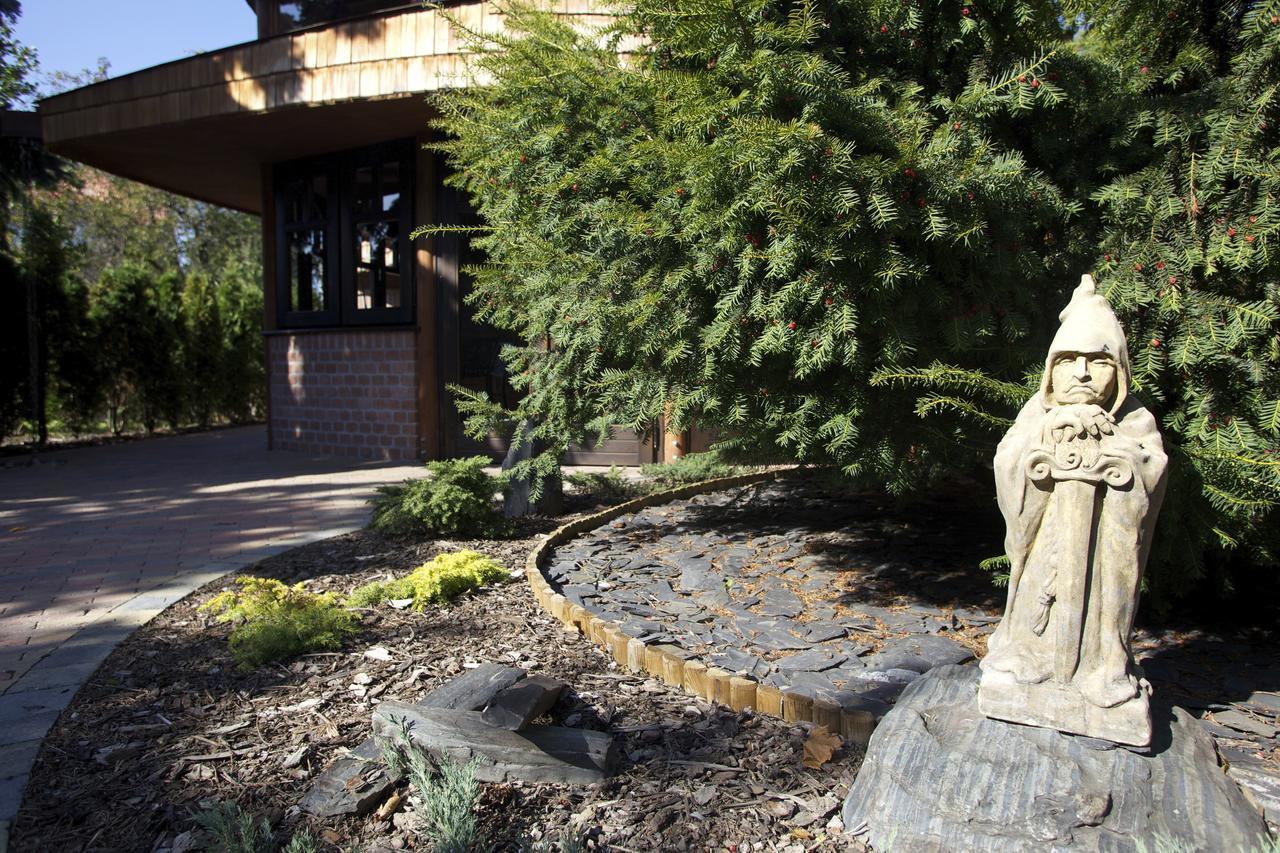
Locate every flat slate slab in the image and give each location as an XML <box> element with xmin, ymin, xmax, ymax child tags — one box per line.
<box><xmin>842</xmin><ymin>665</ymin><xmax>1271</xmax><ymax>852</ymax></box>
<box><xmin>300</xmin><ymin>663</ymin><xmax>528</xmax><ymax>816</ymax></box>
<box><xmin>373</xmin><ymin>701</ymin><xmax>618</xmax><ymax>785</ymax></box>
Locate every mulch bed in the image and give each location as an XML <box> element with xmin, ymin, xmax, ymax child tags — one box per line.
<box><xmin>13</xmin><ymin>508</ymin><xmax>861</xmax><ymax>853</ymax></box>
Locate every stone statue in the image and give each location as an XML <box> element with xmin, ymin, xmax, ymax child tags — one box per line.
<box><xmin>979</xmin><ymin>275</ymin><xmax>1168</xmax><ymax>747</ymax></box>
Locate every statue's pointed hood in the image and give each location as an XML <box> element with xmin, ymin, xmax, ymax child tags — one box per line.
<box><xmin>1039</xmin><ymin>275</ymin><xmax>1130</xmax><ymax>414</ymax></box>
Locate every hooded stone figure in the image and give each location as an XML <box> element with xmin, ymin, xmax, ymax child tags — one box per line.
<box><xmin>979</xmin><ymin>275</ymin><xmax>1168</xmax><ymax>746</ymax></box>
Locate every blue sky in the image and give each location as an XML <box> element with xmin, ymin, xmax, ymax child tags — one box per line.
<box><xmin>15</xmin><ymin>0</ymin><xmax>258</xmax><ymax>98</ymax></box>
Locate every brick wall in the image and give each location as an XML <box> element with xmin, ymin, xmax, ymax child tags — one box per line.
<box><xmin>267</xmin><ymin>330</ymin><xmax>418</xmax><ymax>461</ymax></box>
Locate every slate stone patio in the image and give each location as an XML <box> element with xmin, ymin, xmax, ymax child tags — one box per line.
<box><xmin>541</xmin><ymin>475</ymin><xmax>1280</xmax><ymax>825</ymax></box>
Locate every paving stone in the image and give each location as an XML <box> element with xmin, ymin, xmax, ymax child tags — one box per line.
<box><xmin>775</xmin><ymin>650</ymin><xmax>847</xmax><ymax>673</ymax></box>
<box><xmin>953</xmin><ymin>608</ymin><xmax>1001</xmax><ymax>626</ymax></box>
<box><xmin>710</xmin><ymin>648</ymin><xmax>765</xmax><ymax>675</ymax></box>
<box><xmin>1241</xmin><ymin>692</ymin><xmax>1280</xmax><ymax>715</ymax></box>
<box><xmin>749</xmin><ymin>629</ymin><xmax>813</xmax><ymax>652</ymax></box>
<box><xmin>802</xmin><ymin>623</ymin><xmax>847</xmax><ymax>643</ymax></box>
<box><xmin>788</xmin><ymin>671</ymin><xmax>839</xmax><ymax>693</ymax></box>
<box><xmin>758</xmin><ymin>588</ymin><xmax>804</xmax><ymax>618</ymax></box>
<box><xmin>1212</xmin><ymin>709</ymin><xmax>1277</xmax><ymax>739</ymax></box>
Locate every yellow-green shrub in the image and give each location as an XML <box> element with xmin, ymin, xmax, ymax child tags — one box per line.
<box><xmin>199</xmin><ymin>577</ymin><xmax>358</xmax><ymax>669</ymax></box>
<box><xmin>346</xmin><ymin>550</ymin><xmax>509</xmax><ymax>611</ymax></box>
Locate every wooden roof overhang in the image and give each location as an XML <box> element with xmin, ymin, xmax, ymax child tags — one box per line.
<box><xmin>35</xmin><ymin>3</ymin><xmax>547</xmax><ymax>214</ymax></box>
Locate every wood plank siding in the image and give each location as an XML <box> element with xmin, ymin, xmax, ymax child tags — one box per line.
<box><xmin>38</xmin><ymin>3</ymin><xmax>630</xmax><ymax>213</ymax></box>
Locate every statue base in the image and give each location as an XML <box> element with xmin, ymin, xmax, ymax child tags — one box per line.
<box><xmin>842</xmin><ymin>666</ymin><xmax>1271</xmax><ymax>853</ymax></box>
<box><xmin>978</xmin><ymin>667</ymin><xmax>1152</xmax><ymax>747</ymax></box>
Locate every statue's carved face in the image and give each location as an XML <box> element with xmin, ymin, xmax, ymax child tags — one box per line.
<box><xmin>1050</xmin><ymin>352</ymin><xmax>1118</xmax><ymax>406</ymax></box>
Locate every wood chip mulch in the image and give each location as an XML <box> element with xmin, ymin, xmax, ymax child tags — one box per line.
<box><xmin>13</xmin><ymin>510</ymin><xmax>862</xmax><ymax>853</ymax></box>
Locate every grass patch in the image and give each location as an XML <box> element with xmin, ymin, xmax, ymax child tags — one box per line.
<box><xmin>369</xmin><ymin>456</ymin><xmax>505</xmax><ymax>539</ymax></box>
<box><xmin>199</xmin><ymin>577</ymin><xmax>359</xmax><ymax>669</ymax></box>
<box><xmin>347</xmin><ymin>550</ymin><xmax>510</xmax><ymax>611</ymax></box>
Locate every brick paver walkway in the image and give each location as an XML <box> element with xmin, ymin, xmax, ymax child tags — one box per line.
<box><xmin>0</xmin><ymin>426</ymin><xmax>428</xmax><ymax>847</ymax></box>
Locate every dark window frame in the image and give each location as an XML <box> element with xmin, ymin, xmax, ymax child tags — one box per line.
<box><xmin>274</xmin><ymin>140</ymin><xmax>416</xmax><ymax>330</ymax></box>
<box><xmin>275</xmin><ymin>156</ymin><xmax>340</xmax><ymax>329</ymax></box>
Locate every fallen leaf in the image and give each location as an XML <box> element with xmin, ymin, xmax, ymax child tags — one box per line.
<box><xmin>375</xmin><ymin>790</ymin><xmax>403</xmax><ymax>820</ymax></box>
<box><xmin>802</xmin><ymin>725</ymin><xmax>842</xmax><ymax>769</ymax></box>
<box><xmin>364</xmin><ymin>646</ymin><xmax>392</xmax><ymax>662</ymax></box>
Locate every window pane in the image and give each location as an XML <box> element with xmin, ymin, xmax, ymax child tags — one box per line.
<box><xmin>308</xmin><ymin>174</ymin><xmax>328</xmax><ymax>222</ymax></box>
<box><xmin>382</xmin><ymin>220</ymin><xmax>399</xmax><ymax>269</ymax></box>
<box><xmin>381</xmin><ymin>161</ymin><xmax>401</xmax><ymax>214</ymax></box>
<box><xmin>354</xmin><ymin>166</ymin><xmax>375</xmax><ymax>217</ymax></box>
<box><xmin>288</xmin><ymin>229</ymin><xmax>327</xmax><ymax>312</ymax></box>
<box><xmin>274</xmin><ymin>1</ymin><xmax>410</xmax><ymax>33</ymax></box>
<box><xmin>385</xmin><ymin>272</ymin><xmax>401</xmax><ymax>308</ymax></box>
<box><xmin>356</xmin><ymin>267</ymin><xmax>375</xmax><ymax>310</ymax></box>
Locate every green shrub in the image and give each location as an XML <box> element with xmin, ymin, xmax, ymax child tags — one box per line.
<box><xmin>564</xmin><ymin>465</ymin><xmax>650</xmax><ymax>503</ymax></box>
<box><xmin>641</xmin><ymin>451</ymin><xmax>753</xmax><ymax>489</ymax></box>
<box><xmin>191</xmin><ymin>800</ymin><xmax>318</xmax><ymax>853</ymax></box>
<box><xmin>347</xmin><ymin>550</ymin><xmax>509</xmax><ymax>611</ymax></box>
<box><xmin>380</xmin><ymin>717</ymin><xmax>486</xmax><ymax>853</ymax></box>
<box><xmin>369</xmin><ymin>456</ymin><xmax>503</xmax><ymax>538</ymax></box>
<box><xmin>199</xmin><ymin>577</ymin><xmax>359</xmax><ymax>669</ymax></box>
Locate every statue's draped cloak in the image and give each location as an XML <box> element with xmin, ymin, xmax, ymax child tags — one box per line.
<box><xmin>986</xmin><ymin>394</ymin><xmax>1167</xmax><ymax>697</ymax></box>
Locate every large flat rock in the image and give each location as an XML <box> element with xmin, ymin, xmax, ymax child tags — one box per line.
<box><xmin>842</xmin><ymin>665</ymin><xmax>1271</xmax><ymax>852</ymax></box>
<box><xmin>373</xmin><ymin>701</ymin><xmax>618</xmax><ymax>785</ymax></box>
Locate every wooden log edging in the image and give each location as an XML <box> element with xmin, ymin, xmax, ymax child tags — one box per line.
<box><xmin>524</xmin><ymin>468</ymin><xmax>878</xmax><ymax>745</ymax></box>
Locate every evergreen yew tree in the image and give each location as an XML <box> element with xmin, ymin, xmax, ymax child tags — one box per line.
<box><xmin>430</xmin><ymin>0</ymin><xmax>1278</xmax><ymax>604</ymax></box>
<box><xmin>1056</xmin><ymin>0</ymin><xmax>1280</xmax><ymax>599</ymax></box>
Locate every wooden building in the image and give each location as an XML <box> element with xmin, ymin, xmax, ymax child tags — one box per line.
<box><xmin>38</xmin><ymin>1</ymin><xmax>702</xmax><ymax>464</ymax></box>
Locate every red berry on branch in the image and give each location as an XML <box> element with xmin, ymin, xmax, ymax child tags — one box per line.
<box><xmin>1155</xmin><ymin>261</ymin><xmax>1165</xmax><ymax>270</ymax></box>
<box><xmin>1249</xmin><ymin>216</ymin><xmax>1258</xmax><ymax>223</ymax></box>
<box><xmin>904</xmin><ymin>167</ymin><xmax>916</xmax><ymax>178</ymax></box>
<box><xmin>1134</xmin><ymin>263</ymin><xmax>1144</xmax><ymax>271</ymax></box>
<box><xmin>788</xmin><ymin>321</ymin><xmax>797</xmax><ymax>330</ymax></box>
<box><xmin>1228</xmin><ymin>226</ymin><xmax>1238</xmax><ymax>237</ymax></box>
<box><xmin>811</xmin><ymin>338</ymin><xmax>819</xmax><ymax>347</ymax></box>
<box><xmin>880</xmin><ymin>24</ymin><xmax>888</xmax><ymax>32</ymax></box>
<box><xmin>967</xmin><ymin>191</ymin><xmax>975</xmax><ymax>201</ymax></box>
<box><xmin>596</xmin><ymin>346</ymin><xmax>602</xmax><ymax>353</ymax></box>
<box><xmin>1017</xmin><ymin>74</ymin><xmax>1026</xmax><ymax>83</ymax></box>
<box><xmin>519</xmin><ymin>154</ymin><xmax>527</xmax><ymax>163</ymax></box>
<box><xmin>676</xmin><ymin>187</ymin><xmax>685</xmax><ymax>196</ymax></box>
<box><xmin>571</xmin><ymin>183</ymin><xmax>578</xmax><ymax>191</ymax></box>
<box><xmin>825</xmin><ymin>297</ymin><xmax>834</xmax><ymax>306</ymax></box>
<box><xmin>1246</xmin><ymin>234</ymin><xmax>1256</xmax><ymax>243</ymax></box>
<box><xmin>953</xmin><ymin>122</ymin><xmax>961</xmax><ymax>130</ymax></box>
<box><xmin>1151</xmin><ymin>338</ymin><xmax>1161</xmax><ymax>348</ymax></box>
<box><xmin>961</xmin><ymin>7</ymin><xmax>970</xmax><ymax>15</ymax></box>
<box><xmin>1140</xmin><ymin>65</ymin><xmax>1149</xmax><ymax>74</ymax></box>
<box><xmin>1031</xmin><ymin>79</ymin><xmax>1041</xmax><ymax>89</ymax></box>
<box><xmin>1104</xmin><ymin>254</ymin><xmax>1112</xmax><ymax>261</ymax></box>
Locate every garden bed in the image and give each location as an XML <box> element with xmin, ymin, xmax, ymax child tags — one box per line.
<box><xmin>12</xmin><ymin>514</ymin><xmax>861</xmax><ymax>852</ymax></box>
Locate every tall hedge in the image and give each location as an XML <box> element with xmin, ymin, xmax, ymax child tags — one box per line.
<box><xmin>430</xmin><ymin>0</ymin><xmax>1279</xmax><ymax>605</ymax></box>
